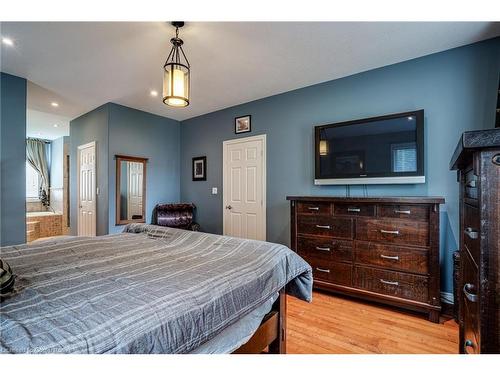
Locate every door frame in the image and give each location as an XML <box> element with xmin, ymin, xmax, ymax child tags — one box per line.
<box><xmin>77</xmin><ymin>141</ymin><xmax>97</xmax><ymax>236</ymax></box>
<box><xmin>222</xmin><ymin>134</ymin><xmax>267</xmax><ymax>240</ymax></box>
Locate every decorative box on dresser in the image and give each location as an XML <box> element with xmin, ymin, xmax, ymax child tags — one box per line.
<box><xmin>450</xmin><ymin>128</ymin><xmax>500</xmax><ymax>354</ymax></box>
<box><xmin>286</xmin><ymin>196</ymin><xmax>444</xmax><ymax>323</ymax></box>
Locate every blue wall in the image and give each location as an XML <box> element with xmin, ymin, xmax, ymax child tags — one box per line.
<box><xmin>70</xmin><ymin>104</ymin><xmax>110</xmax><ymax>236</ymax></box>
<box><xmin>70</xmin><ymin>103</ymin><xmax>181</xmax><ymax>235</ymax></box>
<box><xmin>107</xmin><ymin>103</ymin><xmax>180</xmax><ymax>233</ymax></box>
<box><xmin>0</xmin><ymin>73</ymin><xmax>27</xmax><ymax>246</ymax></box>
<box><xmin>180</xmin><ymin>38</ymin><xmax>500</xmax><ymax>293</ymax></box>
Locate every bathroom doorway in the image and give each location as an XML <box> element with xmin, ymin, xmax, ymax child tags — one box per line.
<box><xmin>25</xmin><ymin>81</ymin><xmax>72</xmax><ymax>242</ymax></box>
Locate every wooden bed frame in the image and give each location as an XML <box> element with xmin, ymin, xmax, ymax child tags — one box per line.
<box><xmin>232</xmin><ymin>289</ymin><xmax>287</xmax><ymax>354</ymax></box>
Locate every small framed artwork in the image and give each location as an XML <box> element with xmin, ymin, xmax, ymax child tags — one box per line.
<box><xmin>235</xmin><ymin>115</ymin><xmax>251</xmax><ymax>134</ymax></box>
<box><xmin>192</xmin><ymin>156</ymin><xmax>207</xmax><ymax>181</ymax></box>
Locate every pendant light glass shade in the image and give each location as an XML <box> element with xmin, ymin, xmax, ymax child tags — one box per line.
<box><xmin>163</xmin><ymin>23</ymin><xmax>190</xmax><ymax>107</ymax></box>
<box><xmin>163</xmin><ymin>64</ymin><xmax>189</xmax><ymax>107</ymax></box>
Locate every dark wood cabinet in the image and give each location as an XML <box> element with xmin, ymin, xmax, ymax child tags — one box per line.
<box><xmin>450</xmin><ymin>128</ymin><xmax>500</xmax><ymax>354</ymax></box>
<box><xmin>287</xmin><ymin>196</ymin><xmax>444</xmax><ymax>322</ymax></box>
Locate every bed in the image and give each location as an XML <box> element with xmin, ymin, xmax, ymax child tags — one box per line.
<box><xmin>0</xmin><ymin>224</ymin><xmax>312</xmax><ymax>354</ymax></box>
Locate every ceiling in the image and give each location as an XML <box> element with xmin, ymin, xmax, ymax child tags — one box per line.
<box><xmin>26</xmin><ymin>82</ymin><xmax>71</xmax><ymax>140</ymax></box>
<box><xmin>26</xmin><ymin>109</ymin><xmax>70</xmax><ymax>140</ymax></box>
<box><xmin>1</xmin><ymin>22</ymin><xmax>499</xmax><ymax>122</ymax></box>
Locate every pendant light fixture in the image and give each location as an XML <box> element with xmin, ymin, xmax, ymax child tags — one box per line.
<box><xmin>163</xmin><ymin>22</ymin><xmax>190</xmax><ymax>107</ymax></box>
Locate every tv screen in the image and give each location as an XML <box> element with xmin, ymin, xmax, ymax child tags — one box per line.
<box><xmin>315</xmin><ymin>110</ymin><xmax>424</xmax><ymax>185</ymax></box>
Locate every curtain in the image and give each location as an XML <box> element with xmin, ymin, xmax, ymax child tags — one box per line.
<box><xmin>26</xmin><ymin>138</ymin><xmax>50</xmax><ymax>206</ymax></box>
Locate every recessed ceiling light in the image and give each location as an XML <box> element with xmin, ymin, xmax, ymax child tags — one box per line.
<box><xmin>150</xmin><ymin>90</ymin><xmax>158</xmax><ymax>97</ymax></box>
<box><xmin>2</xmin><ymin>37</ymin><xmax>14</xmax><ymax>46</ymax></box>
<box><xmin>51</xmin><ymin>102</ymin><xmax>59</xmax><ymax>107</ymax></box>
<box><xmin>53</xmin><ymin>124</ymin><xmax>59</xmax><ymax>128</ymax></box>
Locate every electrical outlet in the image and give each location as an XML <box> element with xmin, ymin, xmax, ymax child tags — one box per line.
<box><xmin>212</xmin><ymin>187</ymin><xmax>218</xmax><ymax>195</ymax></box>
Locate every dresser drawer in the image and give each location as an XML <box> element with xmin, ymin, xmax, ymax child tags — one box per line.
<box><xmin>355</xmin><ymin>219</ymin><xmax>429</xmax><ymax>247</ymax></box>
<box><xmin>354</xmin><ymin>241</ymin><xmax>429</xmax><ymax>275</ymax></box>
<box><xmin>334</xmin><ymin>203</ymin><xmax>375</xmax><ymax>217</ymax></box>
<box><xmin>297</xmin><ymin>216</ymin><xmax>353</xmax><ymax>239</ymax></box>
<box><xmin>461</xmin><ymin>250</ymin><xmax>479</xmax><ymax>340</ymax></box>
<box><xmin>378</xmin><ymin>204</ymin><xmax>429</xmax><ymax>222</ymax></box>
<box><xmin>353</xmin><ymin>266</ymin><xmax>429</xmax><ymax>303</ymax></box>
<box><xmin>463</xmin><ymin>302</ymin><xmax>480</xmax><ymax>354</ymax></box>
<box><xmin>297</xmin><ymin>201</ymin><xmax>332</xmax><ymax>216</ymax></box>
<box><xmin>306</xmin><ymin>257</ymin><xmax>352</xmax><ymax>286</ymax></box>
<box><xmin>297</xmin><ymin>236</ymin><xmax>352</xmax><ymax>263</ymax></box>
<box><xmin>463</xmin><ymin>203</ymin><xmax>480</xmax><ymax>266</ymax></box>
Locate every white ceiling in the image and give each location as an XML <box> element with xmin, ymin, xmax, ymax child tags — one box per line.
<box><xmin>25</xmin><ymin>81</ymin><xmax>72</xmax><ymax>140</ymax></box>
<box><xmin>1</xmin><ymin>22</ymin><xmax>499</xmax><ymax>122</ymax></box>
<box><xmin>26</xmin><ymin>108</ymin><xmax>70</xmax><ymax>141</ymax></box>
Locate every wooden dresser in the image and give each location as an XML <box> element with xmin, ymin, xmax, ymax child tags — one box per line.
<box><xmin>450</xmin><ymin>128</ymin><xmax>500</xmax><ymax>354</ymax></box>
<box><xmin>287</xmin><ymin>196</ymin><xmax>444</xmax><ymax>322</ymax></box>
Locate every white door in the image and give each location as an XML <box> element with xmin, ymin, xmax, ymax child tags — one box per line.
<box><xmin>127</xmin><ymin>162</ymin><xmax>143</xmax><ymax>220</ymax></box>
<box><xmin>223</xmin><ymin>134</ymin><xmax>266</xmax><ymax>240</ymax></box>
<box><xmin>77</xmin><ymin>142</ymin><xmax>96</xmax><ymax>236</ymax></box>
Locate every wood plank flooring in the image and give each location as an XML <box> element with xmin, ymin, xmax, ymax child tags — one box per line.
<box><xmin>287</xmin><ymin>291</ymin><xmax>458</xmax><ymax>354</ymax></box>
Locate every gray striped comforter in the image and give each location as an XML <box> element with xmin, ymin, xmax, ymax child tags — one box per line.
<box><xmin>0</xmin><ymin>224</ymin><xmax>312</xmax><ymax>354</ymax></box>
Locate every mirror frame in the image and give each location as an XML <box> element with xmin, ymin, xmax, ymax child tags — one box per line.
<box><xmin>115</xmin><ymin>155</ymin><xmax>148</xmax><ymax>225</ymax></box>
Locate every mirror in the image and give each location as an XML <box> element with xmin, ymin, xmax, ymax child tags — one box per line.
<box><xmin>116</xmin><ymin>155</ymin><xmax>148</xmax><ymax>225</ymax></box>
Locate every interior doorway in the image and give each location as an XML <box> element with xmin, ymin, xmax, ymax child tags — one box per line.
<box><xmin>222</xmin><ymin>134</ymin><xmax>266</xmax><ymax>240</ymax></box>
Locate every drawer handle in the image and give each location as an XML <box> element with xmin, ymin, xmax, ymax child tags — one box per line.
<box><xmin>380</xmin><ymin>229</ymin><xmax>399</xmax><ymax>235</ymax></box>
<box><xmin>493</xmin><ymin>154</ymin><xmax>500</xmax><ymax>166</ymax></box>
<box><xmin>380</xmin><ymin>279</ymin><xmax>399</xmax><ymax>286</ymax></box>
<box><xmin>394</xmin><ymin>210</ymin><xmax>411</xmax><ymax>215</ymax></box>
<box><xmin>464</xmin><ymin>340</ymin><xmax>475</xmax><ymax>354</ymax></box>
<box><xmin>308</xmin><ymin>207</ymin><xmax>320</xmax><ymax>211</ymax></box>
<box><xmin>466</xmin><ymin>180</ymin><xmax>476</xmax><ymax>188</ymax></box>
<box><xmin>464</xmin><ymin>227</ymin><xmax>478</xmax><ymax>240</ymax></box>
<box><xmin>316</xmin><ymin>225</ymin><xmax>331</xmax><ymax>229</ymax></box>
<box><xmin>463</xmin><ymin>283</ymin><xmax>478</xmax><ymax>302</ymax></box>
<box><xmin>315</xmin><ymin>246</ymin><xmax>331</xmax><ymax>252</ymax></box>
<box><xmin>380</xmin><ymin>254</ymin><xmax>399</xmax><ymax>261</ymax></box>
<box><xmin>315</xmin><ymin>267</ymin><xmax>330</xmax><ymax>273</ymax></box>
<box><xmin>347</xmin><ymin>207</ymin><xmax>361</xmax><ymax>212</ymax></box>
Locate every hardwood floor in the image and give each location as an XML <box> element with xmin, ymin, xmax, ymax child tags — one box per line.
<box><xmin>287</xmin><ymin>291</ymin><xmax>459</xmax><ymax>354</ymax></box>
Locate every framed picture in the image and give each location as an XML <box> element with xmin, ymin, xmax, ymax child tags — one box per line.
<box><xmin>192</xmin><ymin>156</ymin><xmax>207</xmax><ymax>181</ymax></box>
<box><xmin>235</xmin><ymin>115</ymin><xmax>251</xmax><ymax>134</ymax></box>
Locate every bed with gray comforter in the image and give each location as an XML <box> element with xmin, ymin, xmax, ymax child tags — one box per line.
<box><xmin>0</xmin><ymin>224</ymin><xmax>312</xmax><ymax>354</ymax></box>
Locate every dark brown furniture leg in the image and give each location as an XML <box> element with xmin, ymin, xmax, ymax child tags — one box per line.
<box><xmin>268</xmin><ymin>289</ymin><xmax>287</xmax><ymax>354</ymax></box>
<box><xmin>428</xmin><ymin>309</ymin><xmax>440</xmax><ymax>323</ymax></box>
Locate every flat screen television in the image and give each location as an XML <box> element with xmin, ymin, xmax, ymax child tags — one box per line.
<box><xmin>315</xmin><ymin>110</ymin><xmax>425</xmax><ymax>185</ymax></box>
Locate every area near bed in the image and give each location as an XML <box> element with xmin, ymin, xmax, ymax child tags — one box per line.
<box><xmin>0</xmin><ymin>224</ymin><xmax>312</xmax><ymax>353</ymax></box>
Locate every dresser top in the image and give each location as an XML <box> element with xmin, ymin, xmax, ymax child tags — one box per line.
<box><xmin>450</xmin><ymin>128</ymin><xmax>500</xmax><ymax>170</ymax></box>
<box><xmin>286</xmin><ymin>196</ymin><xmax>445</xmax><ymax>204</ymax></box>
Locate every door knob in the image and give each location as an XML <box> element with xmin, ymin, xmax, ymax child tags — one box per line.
<box><xmin>225</xmin><ymin>205</ymin><xmax>232</xmax><ymax>210</ymax></box>
<box><xmin>463</xmin><ymin>340</ymin><xmax>475</xmax><ymax>354</ymax></box>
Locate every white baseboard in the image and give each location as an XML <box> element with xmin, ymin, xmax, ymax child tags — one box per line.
<box><xmin>441</xmin><ymin>292</ymin><xmax>454</xmax><ymax>304</ymax></box>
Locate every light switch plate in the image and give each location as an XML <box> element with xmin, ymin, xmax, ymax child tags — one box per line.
<box><xmin>212</xmin><ymin>187</ymin><xmax>218</xmax><ymax>195</ymax></box>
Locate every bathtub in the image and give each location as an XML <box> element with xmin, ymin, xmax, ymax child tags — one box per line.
<box><xmin>26</xmin><ymin>212</ymin><xmax>63</xmax><ymax>242</ymax></box>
